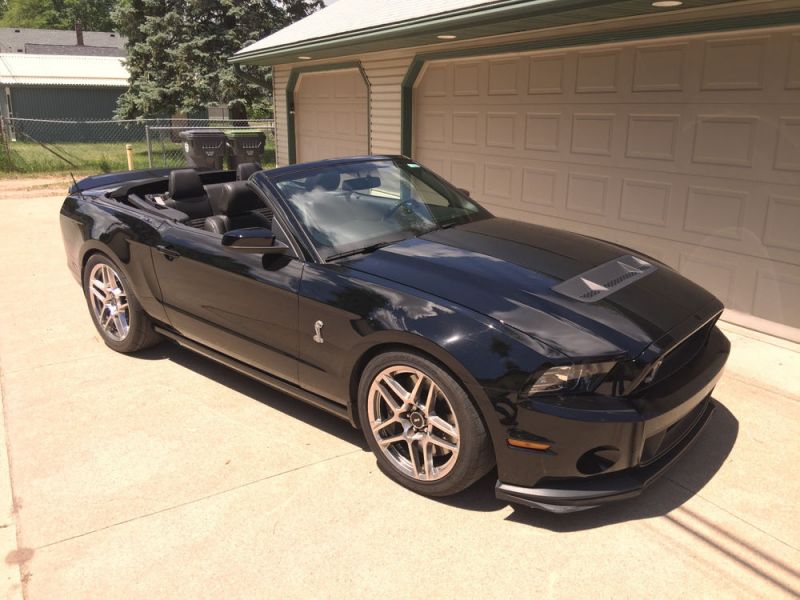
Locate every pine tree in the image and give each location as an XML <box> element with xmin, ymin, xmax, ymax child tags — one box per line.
<box><xmin>113</xmin><ymin>0</ymin><xmax>322</xmax><ymax>119</ymax></box>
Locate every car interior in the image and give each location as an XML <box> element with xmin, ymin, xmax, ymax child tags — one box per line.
<box><xmin>274</xmin><ymin>164</ymin><xmax>472</xmax><ymax>251</ymax></box>
<box><xmin>113</xmin><ymin>162</ymin><xmax>274</xmax><ymax>233</ymax></box>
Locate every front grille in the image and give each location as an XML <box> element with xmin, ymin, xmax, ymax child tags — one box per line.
<box><xmin>634</xmin><ymin>316</ymin><xmax>717</xmax><ymax>394</ymax></box>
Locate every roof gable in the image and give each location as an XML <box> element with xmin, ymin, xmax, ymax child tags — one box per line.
<box><xmin>235</xmin><ymin>0</ymin><xmax>494</xmax><ymax>56</ymax></box>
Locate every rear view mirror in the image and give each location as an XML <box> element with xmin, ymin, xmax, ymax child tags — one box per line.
<box><xmin>343</xmin><ymin>176</ymin><xmax>381</xmax><ymax>191</ymax></box>
<box><xmin>222</xmin><ymin>228</ymin><xmax>287</xmax><ymax>255</ymax></box>
<box><xmin>457</xmin><ymin>187</ymin><xmax>471</xmax><ymax>198</ymax></box>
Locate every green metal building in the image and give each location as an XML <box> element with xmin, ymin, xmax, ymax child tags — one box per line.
<box><xmin>0</xmin><ymin>53</ymin><xmax>128</xmax><ymax>141</ymax></box>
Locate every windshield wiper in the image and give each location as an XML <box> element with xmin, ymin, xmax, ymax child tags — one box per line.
<box><xmin>325</xmin><ymin>241</ymin><xmax>393</xmax><ymax>262</ymax></box>
<box><xmin>435</xmin><ymin>218</ymin><xmax>465</xmax><ymax>230</ymax></box>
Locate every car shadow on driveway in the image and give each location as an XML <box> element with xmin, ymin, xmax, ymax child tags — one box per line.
<box><xmin>134</xmin><ymin>344</ymin><xmax>368</xmax><ymax>450</ymax></box>
<box><xmin>438</xmin><ymin>400</ymin><xmax>739</xmax><ymax>531</ymax></box>
<box><xmin>134</xmin><ymin>343</ymin><xmax>737</xmax><ymax>531</ymax></box>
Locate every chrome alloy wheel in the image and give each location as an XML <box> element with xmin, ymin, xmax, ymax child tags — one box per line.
<box><xmin>88</xmin><ymin>263</ymin><xmax>130</xmax><ymax>341</ymax></box>
<box><xmin>367</xmin><ymin>366</ymin><xmax>460</xmax><ymax>481</ymax></box>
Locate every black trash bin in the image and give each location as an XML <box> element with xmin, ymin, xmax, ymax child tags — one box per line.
<box><xmin>225</xmin><ymin>129</ymin><xmax>266</xmax><ymax>169</ymax></box>
<box><xmin>179</xmin><ymin>129</ymin><xmax>226</xmax><ymax>169</ymax></box>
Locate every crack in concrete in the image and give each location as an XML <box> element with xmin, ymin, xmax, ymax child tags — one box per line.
<box><xmin>0</xmin><ymin>365</ymin><xmax>27</xmax><ymax>599</ymax></box>
<box><xmin>33</xmin><ymin>448</ymin><xmax>362</xmax><ymax>552</ymax></box>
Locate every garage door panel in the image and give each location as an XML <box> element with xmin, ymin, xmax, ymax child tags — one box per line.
<box><xmin>528</xmin><ymin>53</ymin><xmax>568</xmax><ymax>95</ymax></box>
<box><xmin>763</xmin><ymin>194</ymin><xmax>800</xmax><ymax>253</ymax></box>
<box><xmin>753</xmin><ymin>268</ymin><xmax>800</xmax><ymax>328</ymax></box>
<box><xmin>295</xmin><ymin>69</ymin><xmax>368</xmax><ymax>163</ymax></box>
<box><xmin>788</xmin><ymin>33</ymin><xmax>800</xmax><ymax>89</ymax></box>
<box><xmin>679</xmin><ymin>251</ymin><xmax>741</xmax><ymax>308</ymax></box>
<box><xmin>701</xmin><ymin>36</ymin><xmax>769</xmax><ymax>91</ymax></box>
<box><xmin>464</xmin><ymin>152</ymin><xmax>797</xmax><ymax>263</ymax></box>
<box><xmin>619</xmin><ymin>178</ymin><xmax>672</xmax><ymax>227</ymax></box>
<box><xmin>775</xmin><ymin>116</ymin><xmax>800</xmax><ymax>171</ymax></box>
<box><xmin>625</xmin><ymin>113</ymin><xmax>680</xmax><ymax>161</ymax></box>
<box><xmin>633</xmin><ymin>43</ymin><xmax>688</xmax><ymax>93</ymax></box>
<box><xmin>422</xmin><ymin>101</ymin><xmax>800</xmax><ymax>185</ymax></box>
<box><xmin>575</xmin><ymin>48</ymin><xmax>622</xmax><ymax>94</ymax></box>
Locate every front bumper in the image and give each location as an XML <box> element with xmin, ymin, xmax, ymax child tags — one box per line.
<box><xmin>493</xmin><ymin>327</ymin><xmax>729</xmax><ymax>513</ymax></box>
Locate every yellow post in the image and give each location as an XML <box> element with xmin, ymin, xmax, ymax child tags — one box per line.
<box><xmin>125</xmin><ymin>143</ymin><xmax>135</xmax><ymax>171</ymax></box>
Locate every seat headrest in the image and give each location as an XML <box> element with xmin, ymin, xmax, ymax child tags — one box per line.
<box><xmin>169</xmin><ymin>169</ymin><xmax>205</xmax><ymax>201</ymax></box>
<box><xmin>222</xmin><ymin>182</ymin><xmax>264</xmax><ymax>216</ymax></box>
<box><xmin>236</xmin><ymin>162</ymin><xmax>262</xmax><ymax>181</ymax></box>
<box><xmin>304</xmin><ymin>171</ymin><xmax>340</xmax><ymax>192</ymax></box>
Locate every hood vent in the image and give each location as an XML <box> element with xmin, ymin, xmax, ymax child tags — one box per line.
<box><xmin>552</xmin><ymin>255</ymin><xmax>657</xmax><ymax>303</ymax></box>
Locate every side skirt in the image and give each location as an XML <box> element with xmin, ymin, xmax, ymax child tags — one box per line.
<box><xmin>154</xmin><ymin>326</ymin><xmax>353</xmax><ymax>423</ymax></box>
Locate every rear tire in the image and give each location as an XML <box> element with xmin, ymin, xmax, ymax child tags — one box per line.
<box><xmin>358</xmin><ymin>351</ymin><xmax>494</xmax><ymax>497</ymax></box>
<box><xmin>82</xmin><ymin>254</ymin><xmax>161</xmax><ymax>353</ymax></box>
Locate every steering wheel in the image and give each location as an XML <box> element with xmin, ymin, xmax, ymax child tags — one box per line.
<box><xmin>382</xmin><ymin>199</ymin><xmax>418</xmax><ymax>222</ymax></box>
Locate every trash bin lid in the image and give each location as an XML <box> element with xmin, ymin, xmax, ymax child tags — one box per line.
<box><xmin>224</xmin><ymin>129</ymin><xmax>266</xmax><ymax>138</ymax></box>
<box><xmin>179</xmin><ymin>128</ymin><xmax>225</xmax><ymax>140</ymax></box>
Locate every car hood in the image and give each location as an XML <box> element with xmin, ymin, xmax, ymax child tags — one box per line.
<box><xmin>346</xmin><ymin>218</ymin><xmax>720</xmax><ymax>358</ymax></box>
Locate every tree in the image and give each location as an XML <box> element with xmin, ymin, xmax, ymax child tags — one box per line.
<box><xmin>0</xmin><ymin>0</ymin><xmax>117</xmax><ymax>30</ymax></box>
<box><xmin>114</xmin><ymin>0</ymin><xmax>322</xmax><ymax>120</ymax></box>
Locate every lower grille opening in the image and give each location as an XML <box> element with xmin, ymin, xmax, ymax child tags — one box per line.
<box><xmin>640</xmin><ymin>398</ymin><xmax>710</xmax><ymax>465</ymax></box>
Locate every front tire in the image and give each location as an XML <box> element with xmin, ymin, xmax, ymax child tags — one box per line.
<box><xmin>82</xmin><ymin>254</ymin><xmax>160</xmax><ymax>353</ymax></box>
<box><xmin>358</xmin><ymin>351</ymin><xmax>494</xmax><ymax>497</ymax></box>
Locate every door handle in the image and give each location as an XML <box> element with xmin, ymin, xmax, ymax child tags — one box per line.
<box><xmin>156</xmin><ymin>244</ymin><xmax>181</xmax><ymax>260</ymax></box>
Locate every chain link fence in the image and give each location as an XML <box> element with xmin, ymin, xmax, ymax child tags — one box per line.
<box><xmin>0</xmin><ymin>117</ymin><xmax>275</xmax><ymax>174</ymax></box>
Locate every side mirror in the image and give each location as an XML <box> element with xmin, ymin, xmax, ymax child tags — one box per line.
<box><xmin>222</xmin><ymin>228</ymin><xmax>287</xmax><ymax>255</ymax></box>
<box><xmin>457</xmin><ymin>187</ymin><xmax>471</xmax><ymax>198</ymax></box>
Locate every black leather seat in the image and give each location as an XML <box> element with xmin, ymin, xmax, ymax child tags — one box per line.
<box><xmin>203</xmin><ymin>182</ymin><xmax>272</xmax><ymax>235</ymax></box>
<box><xmin>165</xmin><ymin>169</ymin><xmax>213</xmax><ymax>220</ymax></box>
<box><xmin>237</xmin><ymin>162</ymin><xmax>261</xmax><ymax>181</ymax></box>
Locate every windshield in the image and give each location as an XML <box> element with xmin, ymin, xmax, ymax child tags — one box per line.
<box><xmin>272</xmin><ymin>159</ymin><xmax>489</xmax><ymax>260</ymax></box>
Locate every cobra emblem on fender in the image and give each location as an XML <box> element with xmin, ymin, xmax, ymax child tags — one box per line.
<box><xmin>313</xmin><ymin>320</ymin><xmax>324</xmax><ymax>344</ymax></box>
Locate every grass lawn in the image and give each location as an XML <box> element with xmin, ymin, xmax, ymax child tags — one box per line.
<box><xmin>1</xmin><ymin>140</ymin><xmax>276</xmax><ymax>176</ymax></box>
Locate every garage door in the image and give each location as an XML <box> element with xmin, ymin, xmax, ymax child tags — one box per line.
<box><xmin>294</xmin><ymin>68</ymin><xmax>368</xmax><ymax>163</ymax></box>
<box><xmin>413</xmin><ymin>27</ymin><xmax>800</xmax><ymax>335</ymax></box>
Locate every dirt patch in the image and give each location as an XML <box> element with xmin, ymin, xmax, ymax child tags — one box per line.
<box><xmin>0</xmin><ymin>176</ymin><xmax>72</xmax><ymax>200</ymax></box>
<box><xmin>5</xmin><ymin>547</ymin><xmax>33</xmax><ymax>565</ymax></box>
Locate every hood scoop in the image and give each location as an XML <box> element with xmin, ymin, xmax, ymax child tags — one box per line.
<box><xmin>552</xmin><ymin>255</ymin><xmax>657</xmax><ymax>303</ymax></box>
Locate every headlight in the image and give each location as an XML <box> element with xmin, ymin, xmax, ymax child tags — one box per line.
<box><xmin>525</xmin><ymin>361</ymin><xmax>617</xmax><ymax>396</ymax></box>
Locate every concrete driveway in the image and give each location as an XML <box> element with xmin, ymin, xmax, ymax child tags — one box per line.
<box><xmin>0</xmin><ymin>180</ymin><xmax>798</xmax><ymax>599</ymax></box>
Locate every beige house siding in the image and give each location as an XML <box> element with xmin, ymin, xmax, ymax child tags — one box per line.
<box><xmin>362</xmin><ymin>54</ymin><xmax>414</xmax><ymax>155</ymax></box>
<box><xmin>273</xmin><ymin>64</ymin><xmax>292</xmax><ymax>167</ymax></box>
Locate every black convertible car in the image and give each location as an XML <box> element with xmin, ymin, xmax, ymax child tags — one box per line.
<box><xmin>60</xmin><ymin>156</ymin><xmax>729</xmax><ymax>512</ymax></box>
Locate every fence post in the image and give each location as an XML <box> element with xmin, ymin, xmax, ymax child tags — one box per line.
<box><xmin>0</xmin><ymin>118</ymin><xmax>11</xmax><ymax>169</ymax></box>
<box><xmin>145</xmin><ymin>124</ymin><xmax>153</xmax><ymax>168</ymax></box>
